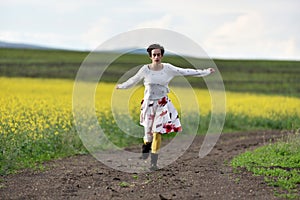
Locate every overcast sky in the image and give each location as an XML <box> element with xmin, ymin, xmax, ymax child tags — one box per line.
<box><xmin>1</xmin><ymin>0</ymin><xmax>299</xmax><ymax>60</ymax></box>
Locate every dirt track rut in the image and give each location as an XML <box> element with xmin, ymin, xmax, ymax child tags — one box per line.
<box><xmin>0</xmin><ymin>130</ymin><xmax>290</xmax><ymax>200</ymax></box>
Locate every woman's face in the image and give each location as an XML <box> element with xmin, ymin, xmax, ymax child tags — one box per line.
<box><xmin>150</xmin><ymin>49</ymin><xmax>163</xmax><ymax>64</ymax></box>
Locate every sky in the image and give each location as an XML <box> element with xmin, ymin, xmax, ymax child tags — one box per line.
<box><xmin>1</xmin><ymin>0</ymin><xmax>299</xmax><ymax>60</ymax></box>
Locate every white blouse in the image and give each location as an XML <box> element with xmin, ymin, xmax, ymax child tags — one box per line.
<box><xmin>118</xmin><ymin>63</ymin><xmax>212</xmax><ymax>100</ymax></box>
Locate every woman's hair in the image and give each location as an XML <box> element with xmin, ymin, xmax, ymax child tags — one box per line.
<box><xmin>146</xmin><ymin>44</ymin><xmax>165</xmax><ymax>56</ymax></box>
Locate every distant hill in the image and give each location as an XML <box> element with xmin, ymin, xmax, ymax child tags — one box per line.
<box><xmin>0</xmin><ymin>41</ymin><xmax>56</xmax><ymax>50</ymax></box>
<box><xmin>0</xmin><ymin>41</ymin><xmax>174</xmax><ymax>55</ymax></box>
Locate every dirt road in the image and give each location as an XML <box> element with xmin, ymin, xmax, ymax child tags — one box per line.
<box><xmin>0</xmin><ymin>130</ymin><xmax>289</xmax><ymax>200</ymax></box>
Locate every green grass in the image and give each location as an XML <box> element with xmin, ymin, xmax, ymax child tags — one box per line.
<box><xmin>231</xmin><ymin>131</ymin><xmax>300</xmax><ymax>199</ymax></box>
<box><xmin>0</xmin><ymin>125</ymin><xmax>86</xmax><ymax>175</ymax></box>
<box><xmin>223</xmin><ymin>113</ymin><xmax>300</xmax><ymax>132</ymax></box>
<box><xmin>1</xmin><ymin>48</ymin><xmax>299</xmax><ymax>97</ymax></box>
<box><xmin>2</xmin><ymin>109</ymin><xmax>298</xmax><ymax>176</ymax></box>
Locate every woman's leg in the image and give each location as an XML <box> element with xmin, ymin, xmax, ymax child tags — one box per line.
<box><xmin>150</xmin><ymin>132</ymin><xmax>161</xmax><ymax>170</ymax></box>
<box><xmin>151</xmin><ymin>132</ymin><xmax>161</xmax><ymax>154</ymax></box>
<box><xmin>141</xmin><ymin>126</ymin><xmax>153</xmax><ymax>160</ymax></box>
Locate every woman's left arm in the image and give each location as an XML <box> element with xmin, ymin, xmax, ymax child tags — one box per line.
<box><xmin>168</xmin><ymin>64</ymin><xmax>215</xmax><ymax>77</ymax></box>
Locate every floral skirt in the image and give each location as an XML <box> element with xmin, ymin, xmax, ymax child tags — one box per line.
<box><xmin>140</xmin><ymin>96</ymin><xmax>182</xmax><ymax>137</ymax></box>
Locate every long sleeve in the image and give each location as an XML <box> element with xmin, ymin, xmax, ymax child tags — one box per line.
<box><xmin>166</xmin><ymin>64</ymin><xmax>211</xmax><ymax>77</ymax></box>
<box><xmin>117</xmin><ymin>66</ymin><xmax>145</xmax><ymax>89</ymax></box>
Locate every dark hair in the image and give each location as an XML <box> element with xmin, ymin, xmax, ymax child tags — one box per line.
<box><xmin>146</xmin><ymin>44</ymin><xmax>165</xmax><ymax>56</ymax></box>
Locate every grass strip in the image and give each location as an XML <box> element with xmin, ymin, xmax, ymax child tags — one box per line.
<box><xmin>231</xmin><ymin>131</ymin><xmax>300</xmax><ymax>199</ymax></box>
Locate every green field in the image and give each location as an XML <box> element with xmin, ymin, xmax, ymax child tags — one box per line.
<box><xmin>1</xmin><ymin>48</ymin><xmax>299</xmax><ymax>96</ymax></box>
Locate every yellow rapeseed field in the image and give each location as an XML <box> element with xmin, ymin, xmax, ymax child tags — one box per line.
<box><xmin>0</xmin><ymin>78</ymin><xmax>73</xmax><ymax>139</ymax></box>
<box><xmin>1</xmin><ymin>77</ymin><xmax>300</xmax><ymax>139</ymax></box>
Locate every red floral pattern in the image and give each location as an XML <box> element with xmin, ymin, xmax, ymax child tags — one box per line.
<box><xmin>163</xmin><ymin>124</ymin><xmax>182</xmax><ymax>133</ymax></box>
<box><xmin>158</xmin><ymin>97</ymin><xmax>168</xmax><ymax>106</ymax></box>
<box><xmin>140</xmin><ymin>96</ymin><xmax>182</xmax><ymax>135</ymax></box>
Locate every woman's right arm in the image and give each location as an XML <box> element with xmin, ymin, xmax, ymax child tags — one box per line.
<box><xmin>116</xmin><ymin>66</ymin><xmax>145</xmax><ymax>89</ymax></box>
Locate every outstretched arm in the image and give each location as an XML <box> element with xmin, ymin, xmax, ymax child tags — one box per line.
<box><xmin>192</xmin><ymin>67</ymin><xmax>215</xmax><ymax>77</ymax></box>
<box><xmin>167</xmin><ymin>64</ymin><xmax>215</xmax><ymax>77</ymax></box>
<box><xmin>116</xmin><ymin>66</ymin><xmax>145</xmax><ymax>89</ymax></box>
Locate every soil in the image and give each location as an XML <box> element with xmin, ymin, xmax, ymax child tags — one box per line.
<box><xmin>0</xmin><ymin>130</ymin><xmax>294</xmax><ymax>200</ymax></box>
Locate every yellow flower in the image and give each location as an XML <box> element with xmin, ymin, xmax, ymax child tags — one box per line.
<box><xmin>0</xmin><ymin>77</ymin><xmax>299</xmax><ymax>143</ymax></box>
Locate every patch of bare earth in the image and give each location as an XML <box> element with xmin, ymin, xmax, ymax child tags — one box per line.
<box><xmin>0</xmin><ymin>130</ymin><xmax>291</xmax><ymax>200</ymax></box>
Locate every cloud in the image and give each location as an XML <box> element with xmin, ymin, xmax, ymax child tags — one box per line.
<box><xmin>203</xmin><ymin>11</ymin><xmax>300</xmax><ymax>59</ymax></box>
<box><xmin>81</xmin><ymin>14</ymin><xmax>176</xmax><ymax>50</ymax></box>
<box><xmin>1</xmin><ymin>0</ymin><xmax>299</xmax><ymax>59</ymax></box>
<box><xmin>0</xmin><ymin>30</ymin><xmax>77</xmax><ymax>49</ymax></box>
<box><xmin>81</xmin><ymin>17</ymin><xmax>115</xmax><ymax>50</ymax></box>
<box><xmin>262</xmin><ymin>37</ymin><xmax>300</xmax><ymax>60</ymax></box>
<box><xmin>204</xmin><ymin>12</ymin><xmax>264</xmax><ymax>50</ymax></box>
<box><xmin>134</xmin><ymin>14</ymin><xmax>174</xmax><ymax>29</ymax></box>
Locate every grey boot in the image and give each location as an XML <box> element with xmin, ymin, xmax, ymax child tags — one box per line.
<box><xmin>150</xmin><ymin>153</ymin><xmax>158</xmax><ymax>171</ymax></box>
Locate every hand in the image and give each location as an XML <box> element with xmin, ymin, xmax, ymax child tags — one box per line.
<box><xmin>115</xmin><ymin>84</ymin><xmax>120</xmax><ymax>89</ymax></box>
<box><xmin>208</xmin><ymin>68</ymin><xmax>215</xmax><ymax>73</ymax></box>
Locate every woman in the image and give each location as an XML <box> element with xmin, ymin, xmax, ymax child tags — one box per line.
<box><xmin>116</xmin><ymin>44</ymin><xmax>215</xmax><ymax>170</ymax></box>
